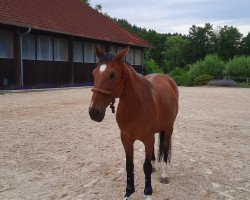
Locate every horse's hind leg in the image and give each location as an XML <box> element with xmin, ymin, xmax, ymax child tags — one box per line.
<box><xmin>159</xmin><ymin>128</ymin><xmax>173</xmax><ymax>184</ymax></box>
<box><xmin>151</xmin><ymin>136</ymin><xmax>156</xmax><ymax>172</ymax></box>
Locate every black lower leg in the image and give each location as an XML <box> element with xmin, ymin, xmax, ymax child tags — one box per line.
<box><xmin>152</xmin><ymin>149</ymin><xmax>156</xmax><ymax>161</ymax></box>
<box><xmin>143</xmin><ymin>160</ymin><xmax>153</xmax><ymax>196</ymax></box>
<box><xmin>125</xmin><ymin>158</ymin><xmax>135</xmax><ymax>197</ymax></box>
<box><xmin>163</xmin><ymin>138</ymin><xmax>172</xmax><ymax>164</ymax></box>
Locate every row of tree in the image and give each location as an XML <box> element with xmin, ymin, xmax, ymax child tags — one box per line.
<box><xmin>81</xmin><ymin>0</ymin><xmax>249</xmax><ymax>84</ymax></box>
<box><xmin>113</xmin><ymin>19</ymin><xmax>250</xmax><ymax>73</ymax></box>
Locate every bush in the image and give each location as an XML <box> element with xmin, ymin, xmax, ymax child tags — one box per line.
<box><xmin>169</xmin><ymin>67</ymin><xmax>189</xmax><ymax>86</ymax></box>
<box><xmin>224</xmin><ymin>56</ymin><xmax>250</xmax><ymax>79</ymax></box>
<box><xmin>188</xmin><ymin>54</ymin><xmax>225</xmax><ymax>85</ymax></box>
<box><xmin>144</xmin><ymin>58</ymin><xmax>163</xmax><ymax>74</ymax></box>
<box><xmin>237</xmin><ymin>82</ymin><xmax>250</xmax><ymax>88</ymax></box>
<box><xmin>193</xmin><ymin>74</ymin><xmax>213</xmax><ymax>85</ymax></box>
<box><xmin>207</xmin><ymin>79</ymin><xmax>237</xmax><ymax>87</ymax></box>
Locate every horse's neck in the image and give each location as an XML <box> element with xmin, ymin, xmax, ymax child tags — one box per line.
<box><xmin>118</xmin><ymin>63</ymin><xmax>151</xmax><ymax>111</ymax></box>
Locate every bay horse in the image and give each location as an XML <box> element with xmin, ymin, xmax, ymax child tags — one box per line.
<box><xmin>89</xmin><ymin>46</ymin><xmax>179</xmax><ymax>200</ymax></box>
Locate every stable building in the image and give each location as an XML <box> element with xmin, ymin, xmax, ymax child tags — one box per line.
<box><xmin>0</xmin><ymin>0</ymin><xmax>152</xmax><ymax>90</ymax></box>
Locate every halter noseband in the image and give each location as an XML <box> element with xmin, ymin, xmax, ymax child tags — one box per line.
<box><xmin>91</xmin><ymin>73</ymin><xmax>127</xmax><ymax>113</ymax></box>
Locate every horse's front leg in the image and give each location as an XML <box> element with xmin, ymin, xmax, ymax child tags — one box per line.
<box><xmin>121</xmin><ymin>134</ymin><xmax>135</xmax><ymax>200</ymax></box>
<box><xmin>143</xmin><ymin>136</ymin><xmax>154</xmax><ymax>199</ymax></box>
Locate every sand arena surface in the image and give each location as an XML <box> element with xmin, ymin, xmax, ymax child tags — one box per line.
<box><xmin>0</xmin><ymin>87</ymin><xmax>249</xmax><ymax>200</ymax></box>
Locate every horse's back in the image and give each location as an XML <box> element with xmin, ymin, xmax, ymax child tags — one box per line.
<box><xmin>145</xmin><ymin>74</ymin><xmax>178</xmax><ymax>100</ymax></box>
<box><xmin>145</xmin><ymin>73</ymin><xmax>179</xmax><ymax>129</ymax></box>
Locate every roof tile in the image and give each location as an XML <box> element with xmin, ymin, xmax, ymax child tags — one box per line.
<box><xmin>0</xmin><ymin>0</ymin><xmax>152</xmax><ymax>48</ymax></box>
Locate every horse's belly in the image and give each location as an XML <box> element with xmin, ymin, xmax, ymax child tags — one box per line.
<box><xmin>117</xmin><ymin>113</ymin><xmax>159</xmax><ymax>141</ymax></box>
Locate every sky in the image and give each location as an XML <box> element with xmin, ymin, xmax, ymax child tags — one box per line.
<box><xmin>90</xmin><ymin>0</ymin><xmax>250</xmax><ymax>36</ymax></box>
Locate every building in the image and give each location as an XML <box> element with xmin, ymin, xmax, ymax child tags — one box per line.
<box><xmin>0</xmin><ymin>0</ymin><xmax>152</xmax><ymax>89</ymax></box>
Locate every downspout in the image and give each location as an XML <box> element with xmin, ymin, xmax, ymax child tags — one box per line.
<box><xmin>20</xmin><ymin>27</ymin><xmax>31</xmax><ymax>87</ymax></box>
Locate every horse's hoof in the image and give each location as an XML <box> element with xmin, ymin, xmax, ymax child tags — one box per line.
<box><xmin>123</xmin><ymin>196</ymin><xmax>132</xmax><ymax>200</ymax></box>
<box><xmin>160</xmin><ymin>177</ymin><xmax>170</xmax><ymax>184</ymax></box>
<box><xmin>145</xmin><ymin>195</ymin><xmax>152</xmax><ymax>200</ymax></box>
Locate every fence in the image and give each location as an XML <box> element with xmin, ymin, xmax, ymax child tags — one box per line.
<box><xmin>212</xmin><ymin>76</ymin><xmax>250</xmax><ymax>85</ymax></box>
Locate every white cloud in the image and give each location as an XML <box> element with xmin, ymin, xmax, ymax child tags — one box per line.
<box><xmin>91</xmin><ymin>0</ymin><xmax>250</xmax><ymax>36</ymax></box>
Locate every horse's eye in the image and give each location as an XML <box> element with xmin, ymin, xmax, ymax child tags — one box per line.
<box><xmin>110</xmin><ymin>72</ymin><xmax>115</xmax><ymax>79</ymax></box>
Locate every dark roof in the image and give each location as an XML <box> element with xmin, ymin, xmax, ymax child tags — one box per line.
<box><xmin>0</xmin><ymin>0</ymin><xmax>152</xmax><ymax>48</ymax></box>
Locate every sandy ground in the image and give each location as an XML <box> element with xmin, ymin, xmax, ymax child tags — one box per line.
<box><xmin>0</xmin><ymin>87</ymin><xmax>249</xmax><ymax>200</ymax></box>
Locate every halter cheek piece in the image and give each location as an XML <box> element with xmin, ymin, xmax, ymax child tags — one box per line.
<box><xmin>91</xmin><ymin>73</ymin><xmax>127</xmax><ymax>113</ymax></box>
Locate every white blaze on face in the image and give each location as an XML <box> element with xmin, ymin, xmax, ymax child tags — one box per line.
<box><xmin>99</xmin><ymin>64</ymin><xmax>107</xmax><ymax>73</ymax></box>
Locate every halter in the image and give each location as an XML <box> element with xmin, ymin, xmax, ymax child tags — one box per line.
<box><xmin>91</xmin><ymin>72</ymin><xmax>127</xmax><ymax>113</ymax></box>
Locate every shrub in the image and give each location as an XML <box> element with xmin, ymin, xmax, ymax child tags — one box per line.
<box><xmin>207</xmin><ymin>79</ymin><xmax>237</xmax><ymax>87</ymax></box>
<box><xmin>188</xmin><ymin>54</ymin><xmax>225</xmax><ymax>85</ymax></box>
<box><xmin>144</xmin><ymin>58</ymin><xmax>163</xmax><ymax>74</ymax></box>
<box><xmin>169</xmin><ymin>67</ymin><xmax>189</xmax><ymax>86</ymax></box>
<box><xmin>237</xmin><ymin>82</ymin><xmax>250</xmax><ymax>88</ymax></box>
<box><xmin>193</xmin><ymin>74</ymin><xmax>213</xmax><ymax>85</ymax></box>
<box><xmin>224</xmin><ymin>56</ymin><xmax>250</xmax><ymax>79</ymax></box>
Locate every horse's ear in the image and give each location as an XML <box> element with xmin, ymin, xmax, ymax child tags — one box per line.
<box><xmin>94</xmin><ymin>45</ymin><xmax>104</xmax><ymax>59</ymax></box>
<box><xmin>115</xmin><ymin>47</ymin><xmax>130</xmax><ymax>61</ymax></box>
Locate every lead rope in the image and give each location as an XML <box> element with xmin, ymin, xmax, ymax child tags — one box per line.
<box><xmin>110</xmin><ymin>99</ymin><xmax>116</xmax><ymax>113</ymax></box>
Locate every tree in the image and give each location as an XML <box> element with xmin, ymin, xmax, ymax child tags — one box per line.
<box><xmin>95</xmin><ymin>4</ymin><xmax>102</xmax><ymax>12</ymax></box>
<box><xmin>144</xmin><ymin>57</ymin><xmax>163</xmax><ymax>74</ymax></box>
<box><xmin>217</xmin><ymin>26</ymin><xmax>243</xmax><ymax>60</ymax></box>
<box><xmin>188</xmin><ymin>23</ymin><xmax>216</xmax><ymax>62</ymax></box>
<box><xmin>240</xmin><ymin>32</ymin><xmax>250</xmax><ymax>56</ymax></box>
<box><xmin>80</xmin><ymin>0</ymin><xmax>91</xmax><ymax>6</ymax></box>
<box><xmin>162</xmin><ymin>35</ymin><xmax>190</xmax><ymax>72</ymax></box>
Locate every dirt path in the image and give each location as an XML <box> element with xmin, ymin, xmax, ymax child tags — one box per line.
<box><xmin>0</xmin><ymin>87</ymin><xmax>249</xmax><ymax>200</ymax></box>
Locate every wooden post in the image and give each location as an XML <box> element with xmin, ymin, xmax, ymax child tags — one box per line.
<box><xmin>14</xmin><ymin>27</ymin><xmax>21</xmax><ymax>87</ymax></box>
<box><xmin>68</xmin><ymin>37</ymin><xmax>74</xmax><ymax>85</ymax></box>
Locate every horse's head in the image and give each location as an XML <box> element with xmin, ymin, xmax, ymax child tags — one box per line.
<box><xmin>89</xmin><ymin>46</ymin><xmax>129</xmax><ymax>122</ymax></box>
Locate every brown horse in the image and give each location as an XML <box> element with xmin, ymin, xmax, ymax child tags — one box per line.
<box><xmin>89</xmin><ymin>46</ymin><xmax>179</xmax><ymax>200</ymax></box>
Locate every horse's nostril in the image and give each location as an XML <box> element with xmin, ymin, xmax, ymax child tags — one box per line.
<box><xmin>93</xmin><ymin>109</ymin><xmax>100</xmax><ymax>117</ymax></box>
<box><xmin>90</xmin><ymin>108</ymin><xmax>100</xmax><ymax>118</ymax></box>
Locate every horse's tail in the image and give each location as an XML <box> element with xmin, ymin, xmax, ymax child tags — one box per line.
<box><xmin>158</xmin><ymin>131</ymin><xmax>172</xmax><ymax>163</ymax></box>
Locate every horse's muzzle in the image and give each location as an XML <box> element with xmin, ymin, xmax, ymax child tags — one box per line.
<box><xmin>89</xmin><ymin>107</ymin><xmax>105</xmax><ymax>122</ymax></box>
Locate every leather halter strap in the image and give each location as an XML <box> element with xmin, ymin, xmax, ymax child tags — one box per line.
<box><xmin>91</xmin><ymin>61</ymin><xmax>128</xmax><ymax>113</ymax></box>
<box><xmin>91</xmin><ymin>72</ymin><xmax>127</xmax><ymax>113</ymax></box>
<box><xmin>91</xmin><ymin>73</ymin><xmax>126</xmax><ymax>97</ymax></box>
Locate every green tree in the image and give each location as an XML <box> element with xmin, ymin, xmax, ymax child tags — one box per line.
<box><xmin>217</xmin><ymin>26</ymin><xmax>243</xmax><ymax>60</ymax></box>
<box><xmin>240</xmin><ymin>32</ymin><xmax>250</xmax><ymax>55</ymax></box>
<box><xmin>188</xmin><ymin>23</ymin><xmax>216</xmax><ymax>62</ymax></box>
<box><xmin>169</xmin><ymin>67</ymin><xmax>189</xmax><ymax>86</ymax></box>
<box><xmin>80</xmin><ymin>0</ymin><xmax>91</xmax><ymax>6</ymax></box>
<box><xmin>224</xmin><ymin>56</ymin><xmax>250</xmax><ymax>78</ymax></box>
<box><xmin>162</xmin><ymin>35</ymin><xmax>190</xmax><ymax>72</ymax></box>
<box><xmin>144</xmin><ymin>58</ymin><xmax>163</xmax><ymax>74</ymax></box>
<box><xmin>188</xmin><ymin>54</ymin><xmax>225</xmax><ymax>85</ymax></box>
<box><xmin>95</xmin><ymin>4</ymin><xmax>102</xmax><ymax>12</ymax></box>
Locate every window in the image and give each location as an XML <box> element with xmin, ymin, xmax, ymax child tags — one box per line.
<box><xmin>84</xmin><ymin>42</ymin><xmax>95</xmax><ymax>63</ymax></box>
<box><xmin>73</xmin><ymin>41</ymin><xmax>83</xmax><ymax>62</ymax></box>
<box><xmin>54</xmin><ymin>38</ymin><xmax>68</xmax><ymax>61</ymax></box>
<box><xmin>109</xmin><ymin>46</ymin><xmax>116</xmax><ymax>54</ymax></box>
<box><xmin>135</xmin><ymin>49</ymin><xmax>142</xmax><ymax>65</ymax></box>
<box><xmin>37</xmin><ymin>35</ymin><xmax>53</xmax><ymax>60</ymax></box>
<box><xmin>117</xmin><ymin>46</ymin><xmax>123</xmax><ymax>53</ymax></box>
<box><xmin>22</xmin><ymin>34</ymin><xmax>36</xmax><ymax>60</ymax></box>
<box><xmin>0</xmin><ymin>30</ymin><xmax>14</xmax><ymax>58</ymax></box>
<box><xmin>126</xmin><ymin>49</ymin><xmax>134</xmax><ymax>65</ymax></box>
